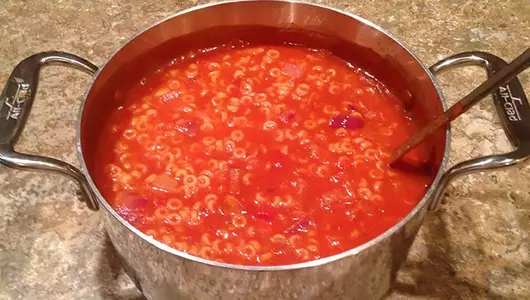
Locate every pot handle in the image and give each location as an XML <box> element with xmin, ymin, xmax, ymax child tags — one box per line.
<box><xmin>0</xmin><ymin>51</ymin><xmax>99</xmax><ymax>211</ymax></box>
<box><xmin>428</xmin><ymin>51</ymin><xmax>530</xmax><ymax>211</ymax></box>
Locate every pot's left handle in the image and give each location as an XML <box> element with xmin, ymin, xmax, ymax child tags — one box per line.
<box><xmin>0</xmin><ymin>51</ymin><xmax>99</xmax><ymax>210</ymax></box>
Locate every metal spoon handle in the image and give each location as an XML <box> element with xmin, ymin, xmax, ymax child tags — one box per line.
<box><xmin>390</xmin><ymin>47</ymin><xmax>530</xmax><ymax>164</ymax></box>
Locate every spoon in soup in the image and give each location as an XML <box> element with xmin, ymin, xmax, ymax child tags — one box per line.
<box><xmin>389</xmin><ymin>47</ymin><xmax>530</xmax><ymax>165</ymax></box>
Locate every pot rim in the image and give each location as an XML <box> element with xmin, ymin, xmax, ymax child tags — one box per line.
<box><xmin>75</xmin><ymin>0</ymin><xmax>451</xmax><ymax>271</ymax></box>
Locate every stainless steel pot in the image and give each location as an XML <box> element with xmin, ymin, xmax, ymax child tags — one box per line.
<box><xmin>1</xmin><ymin>1</ymin><xmax>529</xmax><ymax>299</ymax></box>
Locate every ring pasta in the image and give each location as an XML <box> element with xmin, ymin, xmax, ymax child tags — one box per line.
<box><xmin>94</xmin><ymin>43</ymin><xmax>433</xmax><ymax>266</ymax></box>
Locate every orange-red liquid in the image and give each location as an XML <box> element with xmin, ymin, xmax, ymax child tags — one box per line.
<box><xmin>93</xmin><ymin>43</ymin><xmax>432</xmax><ymax>266</ymax></box>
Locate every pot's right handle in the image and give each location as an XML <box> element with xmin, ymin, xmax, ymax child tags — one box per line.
<box><xmin>0</xmin><ymin>51</ymin><xmax>99</xmax><ymax>210</ymax></box>
<box><xmin>428</xmin><ymin>51</ymin><xmax>530</xmax><ymax>211</ymax></box>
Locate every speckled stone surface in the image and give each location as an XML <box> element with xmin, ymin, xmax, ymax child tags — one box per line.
<box><xmin>0</xmin><ymin>0</ymin><xmax>529</xmax><ymax>299</ymax></box>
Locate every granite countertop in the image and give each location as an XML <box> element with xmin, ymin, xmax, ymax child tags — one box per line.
<box><xmin>1</xmin><ymin>0</ymin><xmax>529</xmax><ymax>299</ymax></box>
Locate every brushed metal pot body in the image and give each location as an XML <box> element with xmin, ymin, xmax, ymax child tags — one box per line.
<box><xmin>1</xmin><ymin>1</ymin><xmax>529</xmax><ymax>300</ymax></box>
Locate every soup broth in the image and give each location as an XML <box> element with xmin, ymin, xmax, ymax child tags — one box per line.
<box><xmin>93</xmin><ymin>41</ymin><xmax>432</xmax><ymax>266</ymax></box>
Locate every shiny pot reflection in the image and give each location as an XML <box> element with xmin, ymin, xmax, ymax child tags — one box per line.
<box><xmin>1</xmin><ymin>1</ymin><xmax>530</xmax><ymax>299</ymax></box>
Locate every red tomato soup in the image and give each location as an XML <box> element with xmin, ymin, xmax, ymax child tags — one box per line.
<box><xmin>93</xmin><ymin>42</ymin><xmax>432</xmax><ymax>266</ymax></box>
